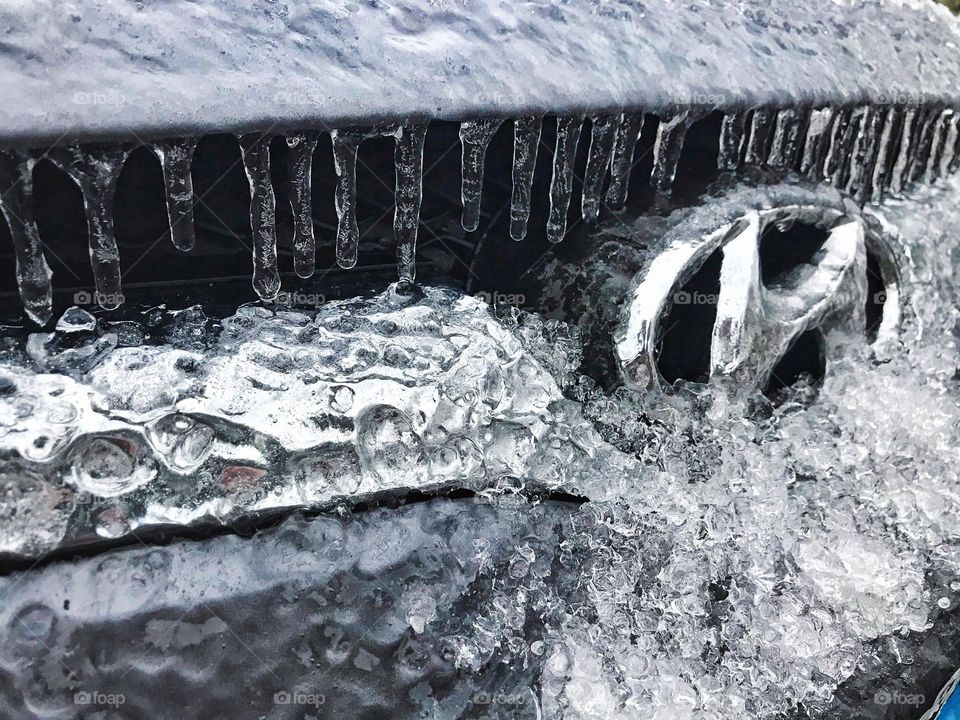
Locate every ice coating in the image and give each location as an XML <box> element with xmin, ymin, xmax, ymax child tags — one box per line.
<box><xmin>459</xmin><ymin>118</ymin><xmax>503</xmax><ymax>233</ymax></box>
<box><xmin>0</xmin><ymin>151</ymin><xmax>52</xmax><ymax>325</ymax></box>
<box><xmin>150</xmin><ymin>137</ymin><xmax>198</xmax><ymax>252</ymax></box>
<box><xmin>49</xmin><ymin>146</ymin><xmax>130</xmax><ymax>310</ymax></box>
<box><xmin>800</xmin><ymin>107</ymin><xmax>835</xmax><ymax>179</ymax></box>
<box><xmin>285</xmin><ymin>131</ymin><xmax>320</xmax><ymax>278</ymax></box>
<box><xmin>0</xmin><ymin>174</ymin><xmax>959</xmax><ymax>716</ymax></box>
<box><xmin>0</xmin><ymin>284</ymin><xmax>623</xmax><ymax>556</ymax></box>
<box><xmin>1</xmin><ymin>0</ymin><xmax>959</xmax><ymax>146</ymax></box>
<box><xmin>510</xmin><ymin>116</ymin><xmax>542</xmax><ymax>241</ymax></box>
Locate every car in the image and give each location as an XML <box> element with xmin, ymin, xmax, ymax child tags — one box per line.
<box><xmin>0</xmin><ymin>1</ymin><xmax>959</xmax><ymax>718</ymax></box>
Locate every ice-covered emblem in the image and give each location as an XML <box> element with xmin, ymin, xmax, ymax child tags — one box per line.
<box><xmin>616</xmin><ymin>203</ymin><xmax>907</xmax><ymax>392</ymax></box>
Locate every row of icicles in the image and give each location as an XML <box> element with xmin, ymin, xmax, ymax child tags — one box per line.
<box><xmin>1</xmin><ymin>103</ymin><xmax>958</xmax><ymax>325</ymax></box>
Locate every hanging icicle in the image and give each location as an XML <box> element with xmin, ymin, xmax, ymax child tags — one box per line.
<box><xmin>847</xmin><ymin>107</ymin><xmax>883</xmax><ymax>203</ymax></box>
<box><xmin>924</xmin><ymin>109</ymin><xmax>955</xmax><ymax>184</ymax></box>
<box><xmin>150</xmin><ymin>138</ymin><xmax>198</xmax><ymax>252</ymax></box>
<box><xmin>510</xmin><ymin>116</ymin><xmax>542</xmax><ymax>241</ymax></box>
<box><xmin>800</xmin><ymin>107</ymin><xmax>835</xmax><ymax>179</ymax></box>
<box><xmin>908</xmin><ymin>107</ymin><xmax>941</xmax><ymax>184</ymax></box>
<box><xmin>581</xmin><ymin>114</ymin><xmax>616</xmax><ymax>223</ymax></box>
<box><xmin>744</xmin><ymin>109</ymin><xmax>775</xmax><ymax>166</ymax></box>
<box><xmin>889</xmin><ymin>107</ymin><xmax>919</xmax><ymax>195</ymax></box>
<box><xmin>50</xmin><ymin>145</ymin><xmax>131</xmax><ymax>310</ymax></box>
<box><xmin>459</xmin><ymin>118</ymin><xmax>503</xmax><ymax>233</ymax></box>
<box><xmin>238</xmin><ymin>134</ymin><xmax>280</xmax><ymax>300</ymax></box>
<box><xmin>285</xmin><ymin>132</ymin><xmax>320</xmax><ymax>279</ymax></box>
<box><xmin>606</xmin><ymin>112</ymin><xmax>644</xmax><ymax>211</ymax></box>
<box><xmin>939</xmin><ymin>111</ymin><xmax>959</xmax><ymax>179</ymax></box>
<box><xmin>822</xmin><ymin>107</ymin><xmax>853</xmax><ymax>184</ymax></box>
<box><xmin>546</xmin><ymin>116</ymin><xmax>584</xmax><ymax>244</ymax></box>
<box><xmin>393</xmin><ymin>122</ymin><xmax>427</xmax><ymax>284</ymax></box>
<box><xmin>766</xmin><ymin>108</ymin><xmax>806</xmax><ymax>169</ymax></box>
<box><xmin>718</xmin><ymin>111</ymin><xmax>748</xmax><ymax>171</ymax></box>
<box><xmin>651</xmin><ymin>111</ymin><xmax>695</xmax><ymax>196</ymax></box>
<box><xmin>330</xmin><ymin>129</ymin><xmax>362</xmax><ymax>270</ymax></box>
<box><xmin>870</xmin><ymin>107</ymin><xmax>901</xmax><ymax>205</ymax></box>
<box><xmin>0</xmin><ymin>151</ymin><xmax>53</xmax><ymax>324</ymax></box>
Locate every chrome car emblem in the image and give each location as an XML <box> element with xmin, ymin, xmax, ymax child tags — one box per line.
<box><xmin>616</xmin><ymin>202</ymin><xmax>909</xmax><ymax>392</ymax></box>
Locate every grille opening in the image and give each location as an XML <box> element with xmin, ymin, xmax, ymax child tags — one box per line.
<box><xmin>32</xmin><ymin>156</ymin><xmax>93</xmax><ymax>289</ymax></box>
<box><xmin>865</xmin><ymin>249</ymin><xmax>886</xmax><ymax>342</ymax></box>
<box><xmin>763</xmin><ymin>328</ymin><xmax>826</xmax><ymax>402</ymax></box>
<box><xmin>759</xmin><ymin>219</ymin><xmax>830</xmax><ymax>286</ymax></box>
<box><xmin>673</xmin><ymin>110</ymin><xmax>723</xmax><ymax>203</ymax></box>
<box><xmin>656</xmin><ymin>248</ymin><xmax>722</xmax><ymax>384</ymax></box>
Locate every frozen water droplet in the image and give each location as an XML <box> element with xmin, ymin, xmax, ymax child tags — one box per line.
<box><xmin>394</xmin><ymin>122</ymin><xmax>427</xmax><ymax>282</ymax></box>
<box><xmin>510</xmin><ymin>116</ymin><xmax>542</xmax><ymax>241</ymax></box>
<box><xmin>238</xmin><ymin>134</ymin><xmax>281</xmax><ymax>300</ymax></box>
<box><xmin>9</xmin><ymin>604</ymin><xmax>56</xmax><ymax>648</ymax></box>
<box><xmin>459</xmin><ymin>118</ymin><xmax>503</xmax><ymax>232</ymax></box>
<box><xmin>330</xmin><ymin>385</ymin><xmax>354</xmax><ymax>414</ymax></box>
<box><xmin>285</xmin><ymin>132</ymin><xmax>320</xmax><ymax>278</ymax></box>
<box><xmin>356</xmin><ymin>405</ymin><xmax>426</xmax><ymax>487</ymax></box>
<box><xmin>151</xmin><ymin>138</ymin><xmax>198</xmax><ymax>251</ymax></box>
<box><xmin>546</xmin><ymin>116</ymin><xmax>583</xmax><ymax>244</ymax></box>
<box><xmin>581</xmin><ymin>114</ymin><xmax>616</xmax><ymax>223</ymax></box>
<box><xmin>0</xmin><ymin>151</ymin><xmax>53</xmax><ymax>324</ymax></box>
<box><xmin>71</xmin><ymin>436</ymin><xmax>155</xmax><ymax>496</ymax></box>
<box><xmin>938</xmin><ymin>596</ymin><xmax>951</xmax><ymax>610</ymax></box>
<box><xmin>606</xmin><ymin>112</ymin><xmax>644</xmax><ymax>211</ymax></box>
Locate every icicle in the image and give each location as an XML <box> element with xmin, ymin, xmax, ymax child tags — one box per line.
<box><xmin>330</xmin><ymin>125</ymin><xmax>398</xmax><ymax>270</ymax></box>
<box><xmin>285</xmin><ymin>132</ymin><xmax>320</xmax><ymax>279</ymax></box>
<box><xmin>50</xmin><ymin>145</ymin><xmax>130</xmax><ymax>310</ymax></box>
<box><xmin>766</xmin><ymin>108</ymin><xmax>805</xmax><ymax>169</ymax></box>
<box><xmin>238</xmin><ymin>134</ymin><xmax>280</xmax><ymax>300</ymax></box>
<box><xmin>800</xmin><ymin>107</ymin><xmax>835</xmax><ymax>179</ymax></box>
<box><xmin>889</xmin><ymin>108</ymin><xmax>918</xmax><ymax>194</ymax></box>
<box><xmin>546</xmin><ymin>116</ymin><xmax>583</xmax><ymax>244</ymax></box>
<box><xmin>744</xmin><ymin>109</ymin><xmax>775</xmax><ymax>166</ymax></box>
<box><xmin>581</xmin><ymin>114</ymin><xmax>616</xmax><ymax>223</ymax></box>
<box><xmin>150</xmin><ymin>138</ymin><xmax>198</xmax><ymax>252</ymax></box>
<box><xmin>651</xmin><ymin>111</ymin><xmax>695</xmax><ymax>195</ymax></box>
<box><xmin>924</xmin><ymin>109</ymin><xmax>954</xmax><ymax>183</ymax></box>
<box><xmin>823</xmin><ymin>108</ymin><xmax>854</xmax><ymax>185</ymax></box>
<box><xmin>606</xmin><ymin>112</ymin><xmax>644</xmax><ymax>211</ymax></box>
<box><xmin>940</xmin><ymin>111</ymin><xmax>960</xmax><ymax>178</ymax></box>
<box><xmin>948</xmin><ymin>111</ymin><xmax>960</xmax><ymax>172</ymax></box>
<box><xmin>718</xmin><ymin>111</ymin><xmax>748</xmax><ymax>171</ymax></box>
<box><xmin>459</xmin><ymin>118</ymin><xmax>503</xmax><ymax>232</ymax></box>
<box><xmin>908</xmin><ymin>108</ymin><xmax>940</xmax><ymax>184</ymax></box>
<box><xmin>330</xmin><ymin>128</ymin><xmax>362</xmax><ymax>269</ymax></box>
<box><xmin>870</xmin><ymin>107</ymin><xmax>901</xmax><ymax>205</ymax></box>
<box><xmin>835</xmin><ymin>107</ymin><xmax>867</xmax><ymax>189</ymax></box>
<box><xmin>0</xmin><ymin>151</ymin><xmax>53</xmax><ymax>324</ymax></box>
<box><xmin>510</xmin><ymin>116</ymin><xmax>542</xmax><ymax>241</ymax></box>
<box><xmin>393</xmin><ymin>122</ymin><xmax>427</xmax><ymax>284</ymax></box>
<box><xmin>847</xmin><ymin>107</ymin><xmax>883</xmax><ymax>202</ymax></box>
